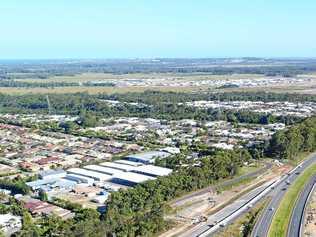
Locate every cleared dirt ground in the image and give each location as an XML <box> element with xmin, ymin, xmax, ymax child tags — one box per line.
<box><xmin>303</xmin><ymin>188</ymin><xmax>316</xmax><ymax>237</ymax></box>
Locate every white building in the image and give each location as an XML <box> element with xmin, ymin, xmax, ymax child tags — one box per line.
<box><xmin>67</xmin><ymin>168</ymin><xmax>112</xmax><ymax>181</ymax></box>
<box><xmin>132</xmin><ymin>165</ymin><xmax>172</xmax><ymax>177</ymax></box>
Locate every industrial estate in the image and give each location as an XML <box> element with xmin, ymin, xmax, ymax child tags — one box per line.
<box><xmin>1</xmin><ymin>1</ymin><xmax>316</xmax><ymax>236</ymax></box>
<box><xmin>0</xmin><ymin>58</ymin><xmax>316</xmax><ymax>237</ymax></box>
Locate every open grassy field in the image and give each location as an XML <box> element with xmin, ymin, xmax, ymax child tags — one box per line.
<box><xmin>1</xmin><ymin>84</ymin><xmax>316</xmax><ymax>95</ymax></box>
<box><xmin>13</xmin><ymin>72</ymin><xmax>263</xmax><ymax>83</ymax></box>
<box><xmin>221</xmin><ymin>83</ymin><xmax>316</xmax><ymax>94</ymax></box>
<box><xmin>0</xmin><ymin>85</ymin><xmax>208</xmax><ymax>94</ymax></box>
<box><xmin>4</xmin><ymin>72</ymin><xmax>316</xmax><ymax>94</ymax></box>
<box><xmin>268</xmin><ymin>163</ymin><xmax>316</xmax><ymax>237</ymax></box>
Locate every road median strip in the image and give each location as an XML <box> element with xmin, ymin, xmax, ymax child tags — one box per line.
<box><xmin>268</xmin><ymin>164</ymin><xmax>316</xmax><ymax>237</ymax></box>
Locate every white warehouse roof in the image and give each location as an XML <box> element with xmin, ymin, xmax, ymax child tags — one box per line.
<box><xmin>114</xmin><ymin>159</ymin><xmax>143</xmax><ymax>167</ymax></box>
<box><xmin>65</xmin><ymin>174</ymin><xmax>94</xmax><ymax>184</ymax></box>
<box><xmin>132</xmin><ymin>165</ymin><xmax>172</xmax><ymax>177</ymax></box>
<box><xmin>99</xmin><ymin>162</ymin><xmax>135</xmax><ymax>172</ymax></box>
<box><xmin>84</xmin><ymin>165</ymin><xmax>123</xmax><ymax>175</ymax></box>
<box><xmin>67</xmin><ymin>168</ymin><xmax>112</xmax><ymax>181</ymax></box>
<box><xmin>112</xmin><ymin>172</ymin><xmax>155</xmax><ymax>184</ymax></box>
<box><xmin>126</xmin><ymin>151</ymin><xmax>171</xmax><ymax>163</ymax></box>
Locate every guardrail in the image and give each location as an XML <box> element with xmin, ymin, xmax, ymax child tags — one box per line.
<box><xmin>299</xmin><ymin>178</ymin><xmax>316</xmax><ymax>237</ymax></box>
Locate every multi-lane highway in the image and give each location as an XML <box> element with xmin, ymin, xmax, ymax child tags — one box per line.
<box><xmin>251</xmin><ymin>154</ymin><xmax>316</xmax><ymax>237</ymax></box>
<box><xmin>288</xmin><ymin>175</ymin><xmax>316</xmax><ymax>237</ymax></box>
<box><xmin>179</xmin><ymin>179</ymin><xmax>277</xmax><ymax>237</ymax></box>
<box><xmin>177</xmin><ymin>155</ymin><xmax>316</xmax><ymax>237</ymax></box>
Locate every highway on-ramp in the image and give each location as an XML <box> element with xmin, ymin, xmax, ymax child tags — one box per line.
<box><xmin>287</xmin><ymin>175</ymin><xmax>316</xmax><ymax>237</ymax></box>
<box><xmin>251</xmin><ymin>154</ymin><xmax>316</xmax><ymax>237</ymax></box>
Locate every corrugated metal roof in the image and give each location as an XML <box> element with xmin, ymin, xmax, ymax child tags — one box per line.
<box><xmin>65</xmin><ymin>174</ymin><xmax>94</xmax><ymax>184</ymax></box>
<box><xmin>114</xmin><ymin>159</ymin><xmax>143</xmax><ymax>167</ymax></box>
<box><xmin>99</xmin><ymin>162</ymin><xmax>135</xmax><ymax>172</ymax></box>
<box><xmin>39</xmin><ymin>169</ymin><xmax>66</xmax><ymax>177</ymax></box>
<box><xmin>67</xmin><ymin>168</ymin><xmax>112</xmax><ymax>181</ymax></box>
<box><xmin>132</xmin><ymin>165</ymin><xmax>172</xmax><ymax>177</ymax></box>
<box><xmin>126</xmin><ymin>151</ymin><xmax>170</xmax><ymax>161</ymax></box>
<box><xmin>84</xmin><ymin>165</ymin><xmax>123</xmax><ymax>175</ymax></box>
<box><xmin>112</xmin><ymin>172</ymin><xmax>155</xmax><ymax>184</ymax></box>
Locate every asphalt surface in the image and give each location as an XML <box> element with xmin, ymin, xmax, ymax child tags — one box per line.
<box><xmin>288</xmin><ymin>175</ymin><xmax>316</xmax><ymax>237</ymax></box>
<box><xmin>172</xmin><ymin>163</ymin><xmax>272</xmax><ymax>207</ymax></box>
<box><xmin>179</xmin><ymin>179</ymin><xmax>276</xmax><ymax>237</ymax></box>
<box><xmin>251</xmin><ymin>154</ymin><xmax>316</xmax><ymax>237</ymax></box>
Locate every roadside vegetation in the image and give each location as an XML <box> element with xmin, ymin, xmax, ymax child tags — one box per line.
<box><xmin>267</xmin><ymin>116</ymin><xmax>316</xmax><ymax>160</ymax></box>
<box><xmin>268</xmin><ymin>164</ymin><xmax>316</xmax><ymax>237</ymax></box>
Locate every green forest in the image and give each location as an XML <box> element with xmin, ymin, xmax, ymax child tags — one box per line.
<box><xmin>0</xmin><ymin>91</ymin><xmax>309</xmax><ymax>125</ymax></box>
<box><xmin>267</xmin><ymin>116</ymin><xmax>316</xmax><ymax>160</ymax></box>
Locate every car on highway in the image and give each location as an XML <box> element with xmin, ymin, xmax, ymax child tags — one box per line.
<box><xmin>199</xmin><ymin>216</ymin><xmax>208</xmax><ymax>222</ymax></box>
<box><xmin>286</xmin><ymin>180</ymin><xmax>291</xmax><ymax>185</ymax></box>
<box><xmin>191</xmin><ymin>219</ymin><xmax>199</xmax><ymax>225</ymax></box>
<box><xmin>282</xmin><ymin>187</ymin><xmax>287</xmax><ymax>191</ymax></box>
<box><xmin>269</xmin><ymin>207</ymin><xmax>274</xmax><ymax>211</ymax></box>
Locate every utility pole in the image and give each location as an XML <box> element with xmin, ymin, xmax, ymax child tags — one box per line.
<box><xmin>218</xmin><ymin>93</ymin><xmax>222</xmax><ymax>119</ymax></box>
<box><xmin>46</xmin><ymin>95</ymin><xmax>52</xmax><ymax>115</ymax></box>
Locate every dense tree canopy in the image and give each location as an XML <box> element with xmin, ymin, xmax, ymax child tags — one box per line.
<box><xmin>0</xmin><ymin>92</ymin><xmax>307</xmax><ymax>125</ymax></box>
<box><xmin>267</xmin><ymin>116</ymin><xmax>316</xmax><ymax>159</ymax></box>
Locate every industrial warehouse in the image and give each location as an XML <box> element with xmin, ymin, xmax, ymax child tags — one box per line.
<box><xmin>25</xmin><ymin>153</ymin><xmax>173</xmax><ymax>211</ymax></box>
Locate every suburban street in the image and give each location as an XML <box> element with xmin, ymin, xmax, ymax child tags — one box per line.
<box><xmin>251</xmin><ymin>154</ymin><xmax>316</xmax><ymax>237</ymax></box>
<box><xmin>288</xmin><ymin>175</ymin><xmax>316</xmax><ymax>237</ymax></box>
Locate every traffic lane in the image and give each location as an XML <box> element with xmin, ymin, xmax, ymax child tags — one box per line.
<box><xmin>251</xmin><ymin>154</ymin><xmax>316</xmax><ymax>237</ymax></box>
<box><xmin>252</xmin><ymin>187</ymin><xmax>286</xmax><ymax>236</ymax></box>
<box><xmin>288</xmin><ymin>175</ymin><xmax>316</xmax><ymax>237</ymax></box>
<box><xmin>198</xmin><ymin>180</ymin><xmax>277</xmax><ymax>237</ymax></box>
<box><xmin>252</xmin><ymin>169</ymin><xmax>304</xmax><ymax>236</ymax></box>
<box><xmin>180</xmin><ymin>180</ymin><xmax>275</xmax><ymax>237</ymax></box>
<box><xmin>206</xmin><ymin>182</ymin><xmax>272</xmax><ymax>226</ymax></box>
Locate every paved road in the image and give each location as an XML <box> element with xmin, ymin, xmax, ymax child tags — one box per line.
<box><xmin>179</xmin><ymin>179</ymin><xmax>277</xmax><ymax>237</ymax></box>
<box><xmin>251</xmin><ymin>154</ymin><xmax>316</xmax><ymax>237</ymax></box>
<box><xmin>172</xmin><ymin>163</ymin><xmax>272</xmax><ymax>207</ymax></box>
<box><xmin>288</xmin><ymin>175</ymin><xmax>316</xmax><ymax>237</ymax></box>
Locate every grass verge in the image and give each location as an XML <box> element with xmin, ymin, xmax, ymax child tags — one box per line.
<box><xmin>268</xmin><ymin>163</ymin><xmax>316</xmax><ymax>237</ymax></box>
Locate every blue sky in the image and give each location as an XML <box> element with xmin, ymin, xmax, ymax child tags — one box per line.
<box><xmin>0</xmin><ymin>0</ymin><xmax>316</xmax><ymax>59</ymax></box>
